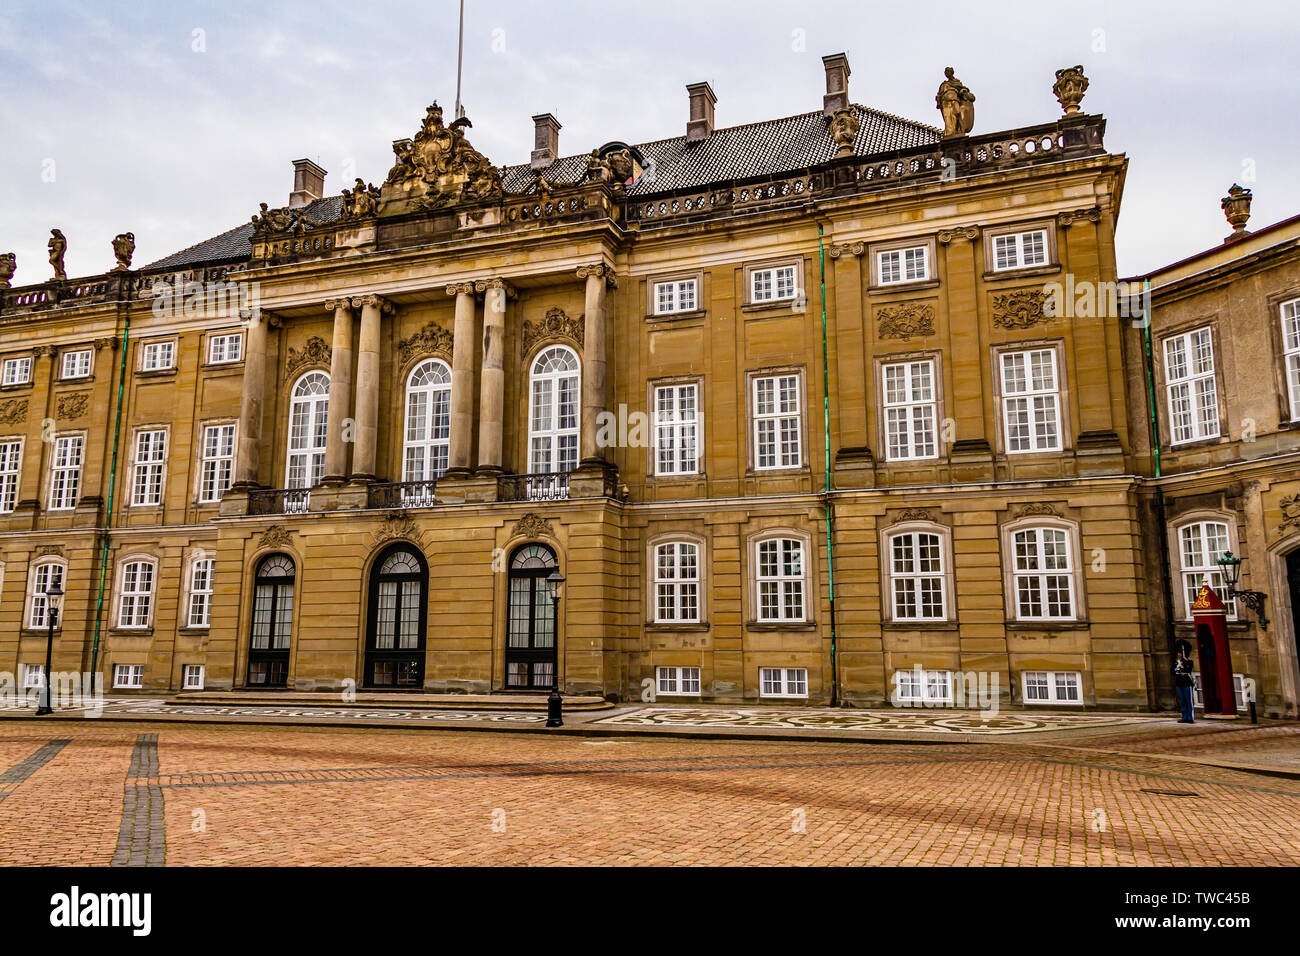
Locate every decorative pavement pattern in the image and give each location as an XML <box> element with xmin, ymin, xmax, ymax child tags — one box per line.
<box><xmin>1</xmin><ymin>698</ymin><xmax>548</xmax><ymax>724</ymax></box>
<box><xmin>597</xmin><ymin>707</ymin><xmax>1156</xmax><ymax>735</ymax></box>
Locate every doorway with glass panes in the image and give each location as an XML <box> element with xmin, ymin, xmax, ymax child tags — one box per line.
<box><xmin>505</xmin><ymin>544</ymin><xmax>559</xmax><ymax>690</ymax></box>
<box><xmin>365</xmin><ymin>544</ymin><xmax>428</xmax><ymax>688</ymax></box>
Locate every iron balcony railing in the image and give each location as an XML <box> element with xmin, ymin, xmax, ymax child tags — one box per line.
<box><xmin>248</xmin><ymin>487</ymin><xmax>311</xmax><ymax>515</ymax></box>
<box><xmin>367</xmin><ymin>480</ymin><xmax>439</xmax><ymax>509</ymax></box>
<box><xmin>497</xmin><ymin>472</ymin><xmax>570</xmax><ymax>502</ymax></box>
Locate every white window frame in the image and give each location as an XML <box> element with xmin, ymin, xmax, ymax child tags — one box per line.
<box><xmin>198</xmin><ymin>422</ymin><xmax>236</xmax><ymax>503</ymax></box>
<box><xmin>1192</xmin><ymin>672</ymin><xmax>1249</xmax><ymax>712</ymax></box>
<box><xmin>402</xmin><ymin>359</ymin><xmax>452</xmax><ymax>483</ymax></box>
<box><xmin>749</xmin><ymin>264</ymin><xmax>798</xmax><ymax>304</ymax></box>
<box><xmin>752</xmin><ymin>373</ymin><xmax>802</xmax><ymax>470</ymax></box>
<box><xmin>140</xmin><ymin>340</ymin><xmax>176</xmax><ymax>372</ymax></box>
<box><xmin>113</xmin><ymin>664</ymin><xmax>144</xmax><ymax>689</ymax></box>
<box><xmin>656</xmin><ymin>665</ymin><xmax>701</xmax><ymax>697</ymax></box>
<box><xmin>653</xmin><ymin>382</ymin><xmax>700</xmax><ymax>476</ymax></box>
<box><xmin>1021</xmin><ymin>670</ymin><xmax>1083</xmax><ymax>704</ymax></box>
<box><xmin>2</xmin><ymin>356</ymin><xmax>32</xmax><ymax>386</ymax></box>
<box><xmin>1010</xmin><ymin>525</ymin><xmax>1077</xmax><ymax>622</ymax></box>
<box><xmin>876</xmin><ymin>246</ymin><xmax>930</xmax><ymax>285</ymax></box>
<box><xmin>47</xmin><ymin>434</ymin><xmax>84</xmax><ymax>510</ymax></box>
<box><xmin>755</xmin><ymin>535</ymin><xmax>806</xmax><ymax>623</ymax></box>
<box><xmin>188</xmin><ymin>553</ymin><xmax>215</xmax><ymax>628</ymax></box>
<box><xmin>1000</xmin><ymin>348</ymin><xmax>1062</xmax><ymax>454</ymax></box>
<box><xmin>991</xmin><ymin>229</ymin><xmax>1048</xmax><ymax>271</ymax></box>
<box><xmin>286</xmin><ymin>370</ymin><xmax>330</xmax><ymax>489</ymax></box>
<box><xmin>882</xmin><ymin>359</ymin><xmax>938</xmax><ymax>461</ymax></box>
<box><xmin>1176</xmin><ymin>519</ymin><xmax>1238</xmax><ymax>619</ymax></box>
<box><xmin>527</xmin><ymin>346</ymin><xmax>581</xmax><ymax>475</ymax></box>
<box><xmin>60</xmin><ymin>349</ymin><xmax>92</xmax><ymax>380</ymax></box>
<box><xmin>116</xmin><ymin>558</ymin><xmax>156</xmax><ymax>629</ymax></box>
<box><xmin>207</xmin><ymin>332</ymin><xmax>243</xmax><ymax>365</ymax></box>
<box><xmin>0</xmin><ymin>438</ymin><xmax>22</xmax><ymax>513</ymax></box>
<box><xmin>28</xmin><ymin>559</ymin><xmax>66</xmax><ymax>629</ymax></box>
<box><xmin>892</xmin><ymin>668</ymin><xmax>954</xmax><ymax>705</ymax></box>
<box><xmin>887</xmin><ymin>530</ymin><xmax>947</xmax><ymax>621</ymax></box>
<box><xmin>759</xmin><ymin>667</ymin><xmax>808</xmax><ymax>699</ymax></box>
<box><xmin>1283</xmin><ymin>298</ymin><xmax>1300</xmax><ymax>421</ymax></box>
<box><xmin>183</xmin><ymin>664</ymin><xmax>206</xmax><ymax>690</ymax></box>
<box><xmin>130</xmin><ymin>428</ymin><xmax>167</xmax><ymax>507</ymax></box>
<box><xmin>653</xmin><ymin>541</ymin><xmax>701</xmax><ymax>624</ymax></box>
<box><xmin>652</xmin><ymin>278</ymin><xmax>698</xmax><ymax>315</ymax></box>
<box><xmin>22</xmin><ymin>663</ymin><xmax>45</xmax><ymax>690</ymax></box>
<box><xmin>1163</xmin><ymin>327</ymin><xmax>1220</xmax><ymax>445</ymax></box>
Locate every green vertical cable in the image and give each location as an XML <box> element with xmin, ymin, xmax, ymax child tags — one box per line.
<box><xmin>1139</xmin><ymin>279</ymin><xmax>1160</xmax><ymax>478</ymax></box>
<box><xmin>818</xmin><ymin>226</ymin><xmax>839</xmax><ymax>706</ymax></box>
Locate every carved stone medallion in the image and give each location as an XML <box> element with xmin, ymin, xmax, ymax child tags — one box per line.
<box><xmin>509</xmin><ymin>512</ymin><xmax>553</xmax><ymax>540</ymax></box>
<box><xmin>992</xmin><ymin>289</ymin><xmax>1052</xmax><ymax>329</ymax></box>
<box><xmin>0</xmin><ymin>398</ymin><xmax>28</xmax><ymax>426</ymax></box>
<box><xmin>521</xmin><ymin>307</ymin><xmax>584</xmax><ymax>358</ymax></box>
<box><xmin>258</xmin><ymin>525</ymin><xmax>292</xmax><ymax>550</ymax></box>
<box><xmin>398</xmin><ymin>322</ymin><xmax>454</xmax><ymax>365</ymax></box>
<box><xmin>56</xmin><ymin>393</ymin><xmax>89</xmax><ymax>421</ymax></box>
<box><xmin>876</xmin><ymin>302</ymin><xmax>936</xmax><ymax>341</ymax></box>
<box><xmin>285</xmin><ymin>336</ymin><xmax>331</xmax><ymax>377</ymax></box>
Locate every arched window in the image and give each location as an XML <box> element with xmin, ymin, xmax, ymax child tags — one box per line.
<box><xmin>403</xmin><ymin>360</ymin><xmax>451</xmax><ymax>483</ymax></box>
<box><xmin>248</xmin><ymin>553</ymin><xmax>295</xmax><ymax>687</ymax></box>
<box><xmin>506</xmin><ymin>544</ymin><xmax>559</xmax><ymax>689</ymax></box>
<box><xmin>528</xmin><ymin>346</ymin><xmax>580</xmax><ymax>474</ymax></box>
<box><xmin>1011</xmin><ymin>526</ymin><xmax>1075</xmax><ymax>621</ymax></box>
<box><xmin>286</xmin><ymin>371</ymin><xmax>329</xmax><ymax>489</ymax></box>
<box><xmin>1177</xmin><ymin>519</ymin><xmax>1237</xmax><ymax>619</ymax></box>
<box><xmin>366</xmin><ymin>545</ymin><xmax>428</xmax><ymax>688</ymax></box>
<box><xmin>28</xmin><ymin>559</ymin><xmax>65</xmax><ymax>629</ymax></box>
<box><xmin>654</xmin><ymin>541</ymin><xmax>700</xmax><ymax>623</ymax></box>
<box><xmin>116</xmin><ymin>557</ymin><xmax>157</xmax><ymax>629</ymax></box>
<box><xmin>887</xmin><ymin>531</ymin><xmax>946</xmax><ymax>621</ymax></box>
<box><xmin>755</xmin><ymin>536</ymin><xmax>806</xmax><ymax>622</ymax></box>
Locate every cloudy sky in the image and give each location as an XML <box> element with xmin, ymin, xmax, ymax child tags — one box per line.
<box><xmin>1</xmin><ymin>0</ymin><xmax>1295</xmax><ymax>286</ymax></box>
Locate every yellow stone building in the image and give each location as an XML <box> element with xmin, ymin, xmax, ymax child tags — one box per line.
<box><xmin>1</xmin><ymin>58</ymin><xmax>1291</xmax><ymax>713</ymax></box>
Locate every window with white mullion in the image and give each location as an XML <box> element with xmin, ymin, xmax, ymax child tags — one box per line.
<box><xmin>883</xmin><ymin>360</ymin><xmax>938</xmax><ymax>460</ymax></box>
<box><xmin>756</xmin><ymin>537</ymin><xmax>805</xmax><ymax>622</ymax></box>
<box><xmin>889</xmin><ymin>531</ymin><xmax>946</xmax><ymax>621</ymax></box>
<box><xmin>654</xmin><ymin>383</ymin><xmax>699</xmax><ymax>475</ymax></box>
<box><xmin>1022</xmin><ymin>670</ymin><xmax>1082</xmax><ymax>703</ymax></box>
<box><xmin>48</xmin><ymin>435</ymin><xmax>84</xmax><ymax>510</ymax></box>
<box><xmin>1001</xmin><ymin>349</ymin><xmax>1061</xmax><ymax>453</ymax></box>
<box><xmin>28</xmin><ymin>561</ymin><xmax>65</xmax><ymax>628</ymax></box>
<box><xmin>1012</xmin><ymin>527</ymin><xmax>1075</xmax><ymax>621</ymax></box>
<box><xmin>654</xmin><ymin>541</ymin><xmax>700</xmax><ymax>623</ymax></box>
<box><xmin>877</xmin><ymin>246</ymin><xmax>929</xmax><ymax>284</ymax></box>
<box><xmin>286</xmin><ymin>371</ymin><xmax>329</xmax><ymax>489</ymax></box>
<box><xmin>61</xmin><ymin>350</ymin><xmax>92</xmax><ymax>379</ymax></box>
<box><xmin>992</xmin><ymin>230</ymin><xmax>1048</xmax><ymax>271</ymax></box>
<box><xmin>753</xmin><ymin>374</ymin><xmax>801</xmax><ymax>469</ymax></box>
<box><xmin>527</xmin><ymin>347</ymin><xmax>580</xmax><ymax>474</ymax></box>
<box><xmin>751</xmin><ymin>265</ymin><xmax>798</xmax><ymax>303</ymax></box>
<box><xmin>653</xmin><ymin>279</ymin><xmax>698</xmax><ymax>315</ymax></box>
<box><xmin>402</xmin><ymin>360</ymin><xmax>451</xmax><ymax>482</ymax></box>
<box><xmin>208</xmin><ymin>333</ymin><xmax>243</xmax><ymax>364</ymax></box>
<box><xmin>1164</xmin><ymin>328</ymin><xmax>1219</xmax><ymax>444</ymax></box>
<box><xmin>1281</xmin><ymin>299</ymin><xmax>1300</xmax><ymax>421</ymax></box>
<box><xmin>131</xmin><ymin>429</ymin><xmax>167</xmax><ymax>506</ymax></box>
<box><xmin>0</xmin><ymin>440</ymin><xmax>20</xmax><ymax>513</ymax></box>
<box><xmin>656</xmin><ymin>666</ymin><xmax>701</xmax><ymax>696</ymax></box>
<box><xmin>1178</xmin><ymin>520</ymin><xmax>1237</xmax><ymax>619</ymax></box>
<box><xmin>188</xmin><ymin>556</ymin><xmax>214</xmax><ymax>628</ymax></box>
<box><xmin>117</xmin><ymin>560</ymin><xmax>155</xmax><ymax>628</ymax></box>
<box><xmin>199</xmin><ymin>424</ymin><xmax>235</xmax><ymax>503</ymax></box>
<box><xmin>141</xmin><ymin>340</ymin><xmax>175</xmax><ymax>371</ymax></box>
<box><xmin>2</xmin><ymin>357</ymin><xmax>31</xmax><ymax>385</ymax></box>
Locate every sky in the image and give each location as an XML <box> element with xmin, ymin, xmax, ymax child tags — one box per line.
<box><xmin>1</xmin><ymin>0</ymin><xmax>1297</xmax><ymax>286</ymax></box>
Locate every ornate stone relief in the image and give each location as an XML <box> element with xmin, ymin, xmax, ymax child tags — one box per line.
<box><xmin>0</xmin><ymin>399</ymin><xmax>27</xmax><ymax>425</ymax></box>
<box><xmin>576</xmin><ymin>262</ymin><xmax>618</xmax><ymax>289</ymax></box>
<box><xmin>56</xmin><ymin>393</ymin><xmax>88</xmax><ymax>421</ymax></box>
<box><xmin>521</xmin><ymin>307</ymin><xmax>584</xmax><ymax>357</ymax></box>
<box><xmin>382</xmin><ymin>101</ymin><xmax>503</xmax><ymax>211</ymax></box>
<box><xmin>1057</xmin><ymin>207</ymin><xmax>1102</xmax><ymax>228</ymax></box>
<box><xmin>827</xmin><ymin>241</ymin><xmax>864</xmax><ymax>258</ymax></box>
<box><xmin>398</xmin><ymin>322</ymin><xmax>454</xmax><ymax>365</ymax></box>
<box><xmin>1013</xmin><ymin>502</ymin><xmax>1061</xmax><ymax>519</ymax></box>
<box><xmin>258</xmin><ymin>525</ymin><xmax>292</xmax><ymax>550</ymax></box>
<box><xmin>1052</xmin><ymin>65</ymin><xmax>1089</xmax><ymax>115</ymax></box>
<box><xmin>898</xmin><ymin>508</ymin><xmax>937</xmax><ymax>523</ymax></box>
<box><xmin>509</xmin><ymin>512</ymin><xmax>553</xmax><ymax>540</ymax></box>
<box><xmin>876</xmin><ymin>302</ymin><xmax>936</xmax><ymax>341</ymax></box>
<box><xmin>1278</xmin><ymin>494</ymin><xmax>1300</xmax><ymax>536</ymax></box>
<box><xmin>36</xmin><ymin>545</ymin><xmax>64</xmax><ymax>557</ymax></box>
<box><xmin>285</xmin><ymin>336</ymin><xmax>331</xmax><ymax>377</ymax></box>
<box><xmin>371</xmin><ymin>511</ymin><xmax>426</xmax><ymax>548</ymax></box>
<box><xmin>830</xmin><ymin>107</ymin><xmax>860</xmax><ymax>157</ymax></box>
<box><xmin>992</xmin><ymin>289</ymin><xmax>1052</xmax><ymax>329</ymax></box>
<box><xmin>937</xmin><ymin>225</ymin><xmax>979</xmax><ymax>244</ymax></box>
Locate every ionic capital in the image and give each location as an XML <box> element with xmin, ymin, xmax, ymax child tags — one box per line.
<box><xmin>324</xmin><ymin>296</ymin><xmax>354</xmax><ymax>313</ymax></box>
<box><xmin>474</xmin><ymin>277</ymin><xmax>517</xmax><ymax>299</ymax></box>
<box><xmin>576</xmin><ymin>262</ymin><xmax>617</xmax><ymax>289</ymax></box>
<box><xmin>1057</xmin><ymin>206</ymin><xmax>1102</xmax><ymax>228</ymax></box>
<box><xmin>445</xmin><ymin>281</ymin><xmax>477</xmax><ymax>297</ymax></box>
<box><xmin>936</xmin><ymin>225</ymin><xmax>980</xmax><ymax>244</ymax></box>
<box><xmin>353</xmin><ymin>294</ymin><xmax>394</xmax><ymax>313</ymax></box>
<box><xmin>827</xmin><ymin>241</ymin><xmax>864</xmax><ymax>258</ymax></box>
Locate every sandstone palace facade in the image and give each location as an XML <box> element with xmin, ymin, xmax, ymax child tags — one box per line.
<box><xmin>2</xmin><ymin>58</ymin><xmax>1298</xmax><ymax>714</ymax></box>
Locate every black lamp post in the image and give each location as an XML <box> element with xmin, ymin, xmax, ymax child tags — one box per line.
<box><xmin>1216</xmin><ymin>550</ymin><xmax>1269</xmax><ymax>629</ymax></box>
<box><xmin>545</xmin><ymin>569</ymin><xmax>565</xmax><ymax>728</ymax></box>
<box><xmin>34</xmin><ymin>581</ymin><xmax>63</xmax><ymax>716</ymax></box>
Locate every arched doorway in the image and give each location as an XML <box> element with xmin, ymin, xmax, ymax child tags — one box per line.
<box><xmin>505</xmin><ymin>543</ymin><xmax>558</xmax><ymax>689</ymax></box>
<box><xmin>248</xmin><ymin>553</ymin><xmax>295</xmax><ymax>687</ymax></box>
<box><xmin>365</xmin><ymin>544</ymin><xmax>428</xmax><ymax>688</ymax></box>
<box><xmin>1288</xmin><ymin>549</ymin><xmax>1300</xmax><ymax>667</ymax></box>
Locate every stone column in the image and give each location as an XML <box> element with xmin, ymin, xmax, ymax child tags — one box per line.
<box><xmin>351</xmin><ymin>294</ymin><xmax>391</xmax><ymax>482</ymax></box>
<box><xmin>576</xmin><ymin>263</ymin><xmax>616</xmax><ymax>465</ymax></box>
<box><xmin>234</xmin><ymin>310</ymin><xmax>271</xmax><ymax>489</ymax></box>
<box><xmin>16</xmin><ymin>346</ymin><xmax>56</xmax><ymax>510</ymax></box>
<box><xmin>474</xmin><ymin>278</ymin><xmax>514</xmax><ymax>474</ymax></box>
<box><xmin>445</xmin><ymin>282</ymin><xmax>479</xmax><ymax>476</ymax></box>
<box><xmin>321</xmin><ymin>297</ymin><xmax>355</xmax><ymax>485</ymax></box>
<box><xmin>938</xmin><ymin>226</ymin><xmax>990</xmax><ymax>480</ymax></box>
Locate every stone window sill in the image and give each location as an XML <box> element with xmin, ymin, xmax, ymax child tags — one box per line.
<box><xmin>110</xmin><ymin>627</ymin><xmax>155</xmax><ymax>637</ymax></box>
<box><xmin>136</xmin><ymin>367</ymin><xmax>177</xmax><ymax>379</ymax></box>
<box><xmin>882</xmin><ymin>620</ymin><xmax>959</xmax><ymax>631</ymax></box>
<box><xmin>741</xmin><ymin>299</ymin><xmax>802</xmax><ymax>315</ymax></box>
<box><xmin>56</xmin><ymin>375</ymin><xmax>94</xmax><ymax>385</ymax></box>
<box><xmin>747</xmin><ymin>620</ymin><xmax>817</xmax><ymax>631</ymax></box>
<box><xmin>645</xmin><ymin>309</ymin><xmax>707</xmax><ymax>324</ymax></box>
<box><xmin>869</xmin><ymin>279</ymin><xmax>941</xmax><ymax>294</ymax></box>
<box><xmin>1005</xmin><ymin>620</ymin><xmax>1089</xmax><ymax>631</ymax></box>
<box><xmin>0</xmin><ymin>382</ymin><xmax>33</xmax><ymax>392</ymax></box>
<box><xmin>983</xmin><ymin>263</ymin><xmax>1060</xmax><ymax>282</ymax></box>
<box><xmin>645</xmin><ymin>621</ymin><xmax>710</xmax><ymax>632</ymax></box>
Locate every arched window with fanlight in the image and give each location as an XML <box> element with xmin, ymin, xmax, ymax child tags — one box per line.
<box><xmin>285</xmin><ymin>370</ymin><xmax>329</xmax><ymax>489</ymax></box>
<box><xmin>505</xmin><ymin>543</ymin><xmax>559</xmax><ymax>689</ymax></box>
<box><xmin>248</xmin><ymin>553</ymin><xmax>295</xmax><ymax>687</ymax></box>
<box><xmin>365</xmin><ymin>544</ymin><xmax>428</xmax><ymax>688</ymax></box>
<box><xmin>403</xmin><ymin>359</ymin><xmax>451</xmax><ymax>483</ymax></box>
<box><xmin>527</xmin><ymin>346</ymin><xmax>580</xmax><ymax>475</ymax></box>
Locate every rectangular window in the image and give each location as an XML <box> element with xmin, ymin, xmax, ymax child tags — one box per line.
<box><xmin>1178</xmin><ymin>521</ymin><xmax>1237</xmax><ymax>618</ymax></box>
<box><xmin>877</xmin><ymin>246</ymin><xmax>929</xmax><ymax>284</ymax></box>
<box><xmin>653</xmin><ymin>383</ymin><xmax>699</xmax><ymax>475</ymax></box>
<box><xmin>750</xmin><ymin>265</ymin><xmax>798</xmax><ymax>303</ymax></box>
<box><xmin>753</xmin><ymin>374</ymin><xmax>801</xmax><ymax>469</ymax></box>
<box><xmin>759</xmin><ymin>667</ymin><xmax>808</xmax><ymax>699</ymax></box>
<box><xmin>0</xmin><ymin>440</ymin><xmax>21</xmax><ymax>513</ymax></box>
<box><xmin>1283</xmin><ymin>299</ymin><xmax>1300</xmax><ymax>421</ymax></box>
<box><xmin>1022</xmin><ymin>670</ymin><xmax>1082</xmax><ymax>704</ymax></box>
<box><xmin>1164</xmin><ymin>328</ymin><xmax>1219</xmax><ymax>444</ymax></box>
<box><xmin>1192</xmin><ymin>673</ymin><xmax>1249</xmax><ymax>712</ymax></box>
<box><xmin>756</xmin><ymin>537</ymin><xmax>805</xmax><ymax>621</ymax></box>
<box><xmin>992</xmin><ymin>230</ymin><xmax>1048</xmax><ymax>271</ymax></box>
<box><xmin>113</xmin><ymin>664</ymin><xmax>144</xmax><ymax>689</ymax></box>
<box><xmin>889</xmin><ymin>531</ymin><xmax>946</xmax><ymax>620</ymax></box>
<box><xmin>189</xmin><ymin>557</ymin><xmax>214</xmax><ymax>628</ymax></box>
<box><xmin>183</xmin><ymin>664</ymin><xmax>206</xmax><ymax>690</ymax></box>
<box><xmin>61</xmin><ymin>349</ymin><xmax>92</xmax><ymax>379</ymax></box>
<box><xmin>1012</xmin><ymin>527</ymin><xmax>1075</xmax><ymax>620</ymax></box>
<box><xmin>48</xmin><ymin>435</ymin><xmax>84</xmax><ymax>510</ymax></box>
<box><xmin>23</xmin><ymin>663</ymin><xmax>45</xmax><ymax>690</ymax></box>
<box><xmin>652</xmin><ymin>279</ymin><xmax>698</xmax><ymax>315</ymax></box>
<box><xmin>2</xmin><ymin>357</ymin><xmax>32</xmax><ymax>386</ymax></box>
<box><xmin>117</xmin><ymin>561</ymin><xmax>155</xmax><ymax>628</ymax></box>
<box><xmin>654</xmin><ymin>541</ymin><xmax>701</xmax><ymax>623</ymax></box>
<box><xmin>29</xmin><ymin>562</ymin><xmax>64</xmax><ymax>628</ymax></box>
<box><xmin>883</xmin><ymin>360</ymin><xmax>938</xmax><ymax>460</ymax></box>
<box><xmin>207</xmin><ymin>332</ymin><xmax>243</xmax><ymax>364</ymax></box>
<box><xmin>199</xmin><ymin>424</ymin><xmax>236</xmax><ymax>503</ymax></box>
<box><xmin>141</xmin><ymin>340</ymin><xmax>175</xmax><ymax>371</ymax></box>
<box><xmin>1001</xmin><ymin>349</ymin><xmax>1061</xmax><ymax>453</ymax></box>
<box><xmin>131</xmin><ymin>430</ymin><xmax>167</xmax><ymax>506</ymax></box>
<box><xmin>892</xmin><ymin>668</ymin><xmax>953</xmax><ymax>704</ymax></box>
<box><xmin>656</xmin><ymin>666</ymin><xmax>701</xmax><ymax>696</ymax></box>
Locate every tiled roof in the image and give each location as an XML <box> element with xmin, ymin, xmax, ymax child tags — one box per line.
<box><xmin>147</xmin><ymin>105</ymin><xmax>938</xmax><ymax>270</ymax></box>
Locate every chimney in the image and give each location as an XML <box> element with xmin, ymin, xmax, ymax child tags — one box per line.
<box><xmin>686</xmin><ymin>82</ymin><xmax>716</xmax><ymax>143</ymax></box>
<box><xmin>531</xmin><ymin>113</ymin><xmax>561</xmax><ymax>170</ymax></box>
<box><xmin>289</xmin><ymin>158</ymin><xmax>326</xmax><ymax>209</ymax></box>
<box><xmin>1221</xmin><ymin>183</ymin><xmax>1253</xmax><ymax>243</ymax></box>
<box><xmin>822</xmin><ymin>53</ymin><xmax>851</xmax><ymax>116</ymax></box>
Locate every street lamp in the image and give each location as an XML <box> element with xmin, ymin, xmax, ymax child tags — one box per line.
<box><xmin>545</xmin><ymin>569</ymin><xmax>565</xmax><ymax>728</ymax></box>
<box><xmin>1216</xmin><ymin>550</ymin><xmax>1269</xmax><ymax>629</ymax></box>
<box><xmin>35</xmin><ymin>581</ymin><xmax>63</xmax><ymax>716</ymax></box>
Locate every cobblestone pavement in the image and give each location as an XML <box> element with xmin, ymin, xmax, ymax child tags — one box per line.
<box><xmin>1</xmin><ymin>721</ymin><xmax>1299</xmax><ymax>866</ymax></box>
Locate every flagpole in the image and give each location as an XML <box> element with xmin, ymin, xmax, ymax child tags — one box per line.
<box><xmin>455</xmin><ymin>0</ymin><xmax>465</xmax><ymax>119</ymax></box>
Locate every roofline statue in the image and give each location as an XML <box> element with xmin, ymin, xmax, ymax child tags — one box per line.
<box><xmin>935</xmin><ymin>66</ymin><xmax>975</xmax><ymax>139</ymax></box>
<box><xmin>48</xmin><ymin>229</ymin><xmax>67</xmax><ymax>281</ymax></box>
